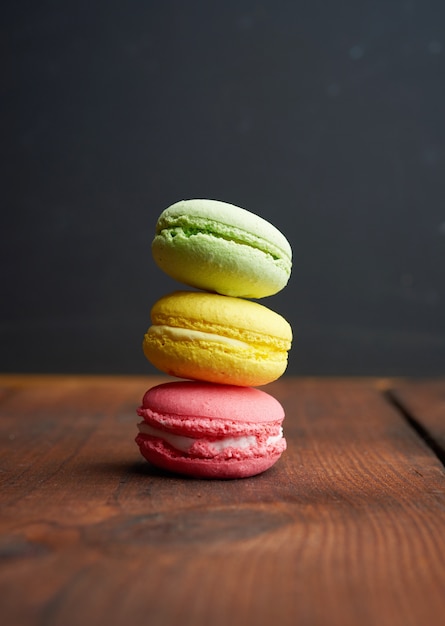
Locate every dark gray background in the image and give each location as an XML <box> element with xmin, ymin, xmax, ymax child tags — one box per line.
<box><xmin>2</xmin><ymin>0</ymin><xmax>445</xmax><ymax>376</ymax></box>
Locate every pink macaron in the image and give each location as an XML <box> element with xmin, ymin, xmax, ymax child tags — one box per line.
<box><xmin>135</xmin><ymin>381</ymin><xmax>287</xmax><ymax>479</ymax></box>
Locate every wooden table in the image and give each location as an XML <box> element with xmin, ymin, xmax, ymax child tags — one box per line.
<box><xmin>1</xmin><ymin>375</ymin><xmax>444</xmax><ymax>626</ymax></box>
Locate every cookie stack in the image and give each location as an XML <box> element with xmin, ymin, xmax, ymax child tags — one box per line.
<box><xmin>136</xmin><ymin>199</ymin><xmax>292</xmax><ymax>479</ymax></box>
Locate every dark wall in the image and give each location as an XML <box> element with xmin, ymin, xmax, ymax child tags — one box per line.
<box><xmin>2</xmin><ymin>1</ymin><xmax>445</xmax><ymax>376</ymax></box>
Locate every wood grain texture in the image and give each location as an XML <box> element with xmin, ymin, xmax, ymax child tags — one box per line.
<box><xmin>1</xmin><ymin>375</ymin><xmax>445</xmax><ymax>626</ymax></box>
<box><xmin>390</xmin><ymin>378</ymin><xmax>445</xmax><ymax>454</ymax></box>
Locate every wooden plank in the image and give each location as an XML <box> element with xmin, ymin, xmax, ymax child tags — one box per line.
<box><xmin>389</xmin><ymin>378</ymin><xmax>445</xmax><ymax>454</ymax></box>
<box><xmin>0</xmin><ymin>376</ymin><xmax>445</xmax><ymax>626</ymax></box>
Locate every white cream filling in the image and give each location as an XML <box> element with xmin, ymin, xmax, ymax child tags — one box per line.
<box><xmin>137</xmin><ymin>422</ymin><xmax>283</xmax><ymax>453</ymax></box>
<box><xmin>148</xmin><ymin>325</ymin><xmax>250</xmax><ymax>348</ymax></box>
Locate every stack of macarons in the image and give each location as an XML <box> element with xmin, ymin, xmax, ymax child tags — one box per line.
<box><xmin>136</xmin><ymin>199</ymin><xmax>292</xmax><ymax>479</ymax></box>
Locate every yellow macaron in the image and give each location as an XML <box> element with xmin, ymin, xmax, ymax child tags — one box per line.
<box><xmin>142</xmin><ymin>291</ymin><xmax>292</xmax><ymax>387</ymax></box>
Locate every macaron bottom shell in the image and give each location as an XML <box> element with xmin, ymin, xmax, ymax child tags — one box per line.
<box><xmin>142</xmin><ymin>331</ymin><xmax>289</xmax><ymax>387</ymax></box>
<box><xmin>152</xmin><ymin>230</ymin><xmax>290</xmax><ymax>299</ymax></box>
<box><xmin>135</xmin><ymin>433</ymin><xmax>285</xmax><ymax>479</ymax></box>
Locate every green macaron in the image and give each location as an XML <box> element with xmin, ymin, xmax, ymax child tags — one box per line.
<box><xmin>151</xmin><ymin>199</ymin><xmax>292</xmax><ymax>298</ymax></box>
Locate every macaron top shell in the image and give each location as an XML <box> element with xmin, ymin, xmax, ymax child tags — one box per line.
<box><xmin>156</xmin><ymin>199</ymin><xmax>291</xmax><ymax>261</ymax></box>
<box><xmin>150</xmin><ymin>290</ymin><xmax>292</xmax><ymax>349</ymax></box>
<box><xmin>152</xmin><ymin>199</ymin><xmax>292</xmax><ymax>298</ymax></box>
<box><xmin>138</xmin><ymin>380</ymin><xmax>285</xmax><ymax>437</ymax></box>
